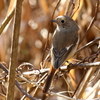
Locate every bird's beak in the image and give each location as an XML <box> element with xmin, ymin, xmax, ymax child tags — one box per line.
<box><xmin>50</xmin><ymin>20</ymin><xmax>56</xmax><ymax>22</ymax></box>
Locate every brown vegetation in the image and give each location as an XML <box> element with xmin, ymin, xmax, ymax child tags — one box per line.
<box><xmin>0</xmin><ymin>0</ymin><xmax>100</xmax><ymax>100</ymax></box>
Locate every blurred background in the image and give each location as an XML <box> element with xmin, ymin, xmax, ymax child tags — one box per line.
<box><xmin>0</xmin><ymin>0</ymin><xmax>100</xmax><ymax>100</ymax></box>
<box><xmin>0</xmin><ymin>0</ymin><xmax>100</xmax><ymax>69</ymax></box>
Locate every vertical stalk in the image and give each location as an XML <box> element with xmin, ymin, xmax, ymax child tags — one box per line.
<box><xmin>6</xmin><ymin>0</ymin><xmax>23</xmax><ymax>100</ymax></box>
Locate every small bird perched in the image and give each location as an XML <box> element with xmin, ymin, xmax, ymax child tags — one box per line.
<box><xmin>43</xmin><ymin>15</ymin><xmax>79</xmax><ymax>93</ymax></box>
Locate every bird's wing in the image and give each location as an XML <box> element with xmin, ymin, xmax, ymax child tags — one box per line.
<box><xmin>52</xmin><ymin>44</ymin><xmax>76</xmax><ymax>69</ymax></box>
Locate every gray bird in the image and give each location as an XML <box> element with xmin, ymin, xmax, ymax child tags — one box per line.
<box><xmin>43</xmin><ymin>15</ymin><xmax>79</xmax><ymax>93</ymax></box>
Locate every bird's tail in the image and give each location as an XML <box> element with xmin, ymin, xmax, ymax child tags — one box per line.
<box><xmin>43</xmin><ymin>65</ymin><xmax>56</xmax><ymax>93</ymax></box>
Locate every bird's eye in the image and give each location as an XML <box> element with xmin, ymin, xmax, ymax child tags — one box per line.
<box><xmin>61</xmin><ymin>20</ymin><xmax>65</xmax><ymax>23</ymax></box>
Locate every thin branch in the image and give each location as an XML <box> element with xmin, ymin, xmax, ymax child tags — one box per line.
<box><xmin>50</xmin><ymin>91</ymin><xmax>75</xmax><ymax>100</ymax></box>
<box><xmin>6</xmin><ymin>0</ymin><xmax>23</xmax><ymax>100</ymax></box>
<box><xmin>79</xmin><ymin>0</ymin><xmax>99</xmax><ymax>44</ymax></box>
<box><xmin>66</xmin><ymin>0</ymin><xmax>77</xmax><ymax>17</ymax></box>
<box><xmin>67</xmin><ymin>62</ymin><xmax>100</xmax><ymax>71</ymax></box>
<box><xmin>75</xmin><ymin>37</ymin><xmax>100</xmax><ymax>55</ymax></box>
<box><xmin>0</xmin><ymin>63</ymin><xmax>8</xmax><ymax>74</ymax></box>
<box><xmin>0</xmin><ymin>9</ymin><xmax>14</xmax><ymax>35</ymax></box>
<box><xmin>23</xmin><ymin>62</ymin><xmax>100</xmax><ymax>75</ymax></box>
<box><xmin>71</xmin><ymin>0</ymin><xmax>80</xmax><ymax>17</ymax></box>
<box><xmin>15</xmin><ymin>80</ymin><xmax>36</xmax><ymax>100</ymax></box>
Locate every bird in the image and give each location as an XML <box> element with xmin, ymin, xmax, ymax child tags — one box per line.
<box><xmin>43</xmin><ymin>15</ymin><xmax>79</xmax><ymax>93</ymax></box>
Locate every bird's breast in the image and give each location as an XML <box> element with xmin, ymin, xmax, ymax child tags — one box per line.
<box><xmin>52</xmin><ymin>29</ymin><xmax>78</xmax><ymax>51</ymax></box>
